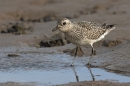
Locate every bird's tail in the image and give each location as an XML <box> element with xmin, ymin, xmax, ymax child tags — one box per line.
<box><xmin>102</xmin><ymin>23</ymin><xmax>116</xmax><ymax>32</ymax></box>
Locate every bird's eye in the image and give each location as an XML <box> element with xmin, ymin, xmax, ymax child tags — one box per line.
<box><xmin>63</xmin><ymin>22</ymin><xmax>66</xmax><ymax>25</ymax></box>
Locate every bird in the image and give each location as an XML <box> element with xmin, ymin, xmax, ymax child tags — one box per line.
<box><xmin>52</xmin><ymin>18</ymin><xmax>116</xmax><ymax>66</ymax></box>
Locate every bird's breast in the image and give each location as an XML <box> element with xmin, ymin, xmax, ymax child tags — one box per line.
<box><xmin>64</xmin><ymin>32</ymin><xmax>90</xmax><ymax>45</ymax></box>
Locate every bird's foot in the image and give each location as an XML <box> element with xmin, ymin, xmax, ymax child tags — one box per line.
<box><xmin>91</xmin><ymin>50</ymin><xmax>96</xmax><ymax>56</ymax></box>
<box><xmin>70</xmin><ymin>63</ymin><xmax>74</xmax><ymax>67</ymax></box>
<box><xmin>93</xmin><ymin>50</ymin><xmax>96</xmax><ymax>55</ymax></box>
<box><xmin>87</xmin><ymin>63</ymin><xmax>92</xmax><ymax>68</ymax></box>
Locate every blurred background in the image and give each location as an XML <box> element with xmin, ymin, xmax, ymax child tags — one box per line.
<box><xmin>0</xmin><ymin>0</ymin><xmax>129</xmax><ymax>46</ymax></box>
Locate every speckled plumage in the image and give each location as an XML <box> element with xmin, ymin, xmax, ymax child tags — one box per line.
<box><xmin>67</xmin><ymin>21</ymin><xmax>105</xmax><ymax>41</ymax></box>
<box><xmin>57</xmin><ymin>19</ymin><xmax>114</xmax><ymax>45</ymax></box>
<box><xmin>52</xmin><ymin>18</ymin><xmax>116</xmax><ymax>66</ymax></box>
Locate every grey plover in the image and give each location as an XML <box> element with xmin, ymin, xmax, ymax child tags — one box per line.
<box><xmin>52</xmin><ymin>18</ymin><xmax>116</xmax><ymax>66</ymax></box>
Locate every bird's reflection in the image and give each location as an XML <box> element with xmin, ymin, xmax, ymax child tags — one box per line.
<box><xmin>72</xmin><ymin>66</ymin><xmax>79</xmax><ymax>82</ymax></box>
<box><xmin>87</xmin><ymin>67</ymin><xmax>95</xmax><ymax>81</ymax></box>
<box><xmin>72</xmin><ymin>66</ymin><xmax>95</xmax><ymax>82</ymax></box>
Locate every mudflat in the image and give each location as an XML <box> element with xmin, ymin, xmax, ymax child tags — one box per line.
<box><xmin>0</xmin><ymin>0</ymin><xmax>130</xmax><ymax>86</ymax></box>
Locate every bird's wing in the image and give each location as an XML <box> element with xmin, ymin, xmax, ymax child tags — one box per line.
<box><xmin>73</xmin><ymin>21</ymin><xmax>107</xmax><ymax>39</ymax></box>
<box><xmin>74</xmin><ymin>21</ymin><xmax>102</xmax><ymax>30</ymax></box>
<box><xmin>85</xmin><ymin>29</ymin><xmax>106</xmax><ymax>39</ymax></box>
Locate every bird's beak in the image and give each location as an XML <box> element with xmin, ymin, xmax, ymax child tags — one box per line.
<box><xmin>52</xmin><ymin>27</ymin><xmax>58</xmax><ymax>32</ymax></box>
<box><xmin>52</xmin><ymin>25</ymin><xmax>60</xmax><ymax>32</ymax></box>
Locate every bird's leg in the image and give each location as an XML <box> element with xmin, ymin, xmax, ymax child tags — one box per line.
<box><xmin>91</xmin><ymin>47</ymin><xmax>96</xmax><ymax>55</ymax></box>
<box><xmin>87</xmin><ymin>44</ymin><xmax>96</xmax><ymax>67</ymax></box>
<box><xmin>72</xmin><ymin>66</ymin><xmax>79</xmax><ymax>82</ymax></box>
<box><xmin>70</xmin><ymin>46</ymin><xmax>79</xmax><ymax>66</ymax></box>
<box><xmin>87</xmin><ymin>54</ymin><xmax>92</xmax><ymax>67</ymax></box>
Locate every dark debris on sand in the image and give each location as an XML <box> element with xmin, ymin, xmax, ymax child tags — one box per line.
<box><xmin>7</xmin><ymin>54</ymin><xmax>20</xmax><ymax>57</ymax></box>
<box><xmin>19</xmin><ymin>14</ymin><xmax>78</xmax><ymax>23</ymax></box>
<box><xmin>102</xmin><ymin>40</ymin><xmax>121</xmax><ymax>47</ymax></box>
<box><xmin>39</xmin><ymin>39</ymin><xmax>65</xmax><ymax>47</ymax></box>
<box><xmin>21</xmin><ymin>15</ymin><xmax>57</xmax><ymax>22</ymax></box>
<box><xmin>38</xmin><ymin>33</ymin><xmax>70</xmax><ymax>47</ymax></box>
<box><xmin>1</xmin><ymin>23</ymin><xmax>32</xmax><ymax>35</ymax></box>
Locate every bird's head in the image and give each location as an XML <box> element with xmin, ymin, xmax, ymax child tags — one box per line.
<box><xmin>52</xmin><ymin>18</ymin><xmax>72</xmax><ymax>32</ymax></box>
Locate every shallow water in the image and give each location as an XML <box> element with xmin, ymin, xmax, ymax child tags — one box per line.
<box><xmin>0</xmin><ymin>66</ymin><xmax>130</xmax><ymax>86</ymax></box>
<box><xmin>0</xmin><ymin>53</ymin><xmax>130</xmax><ymax>86</ymax></box>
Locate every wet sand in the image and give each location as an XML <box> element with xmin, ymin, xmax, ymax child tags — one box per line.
<box><xmin>0</xmin><ymin>0</ymin><xmax>130</xmax><ymax>86</ymax></box>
